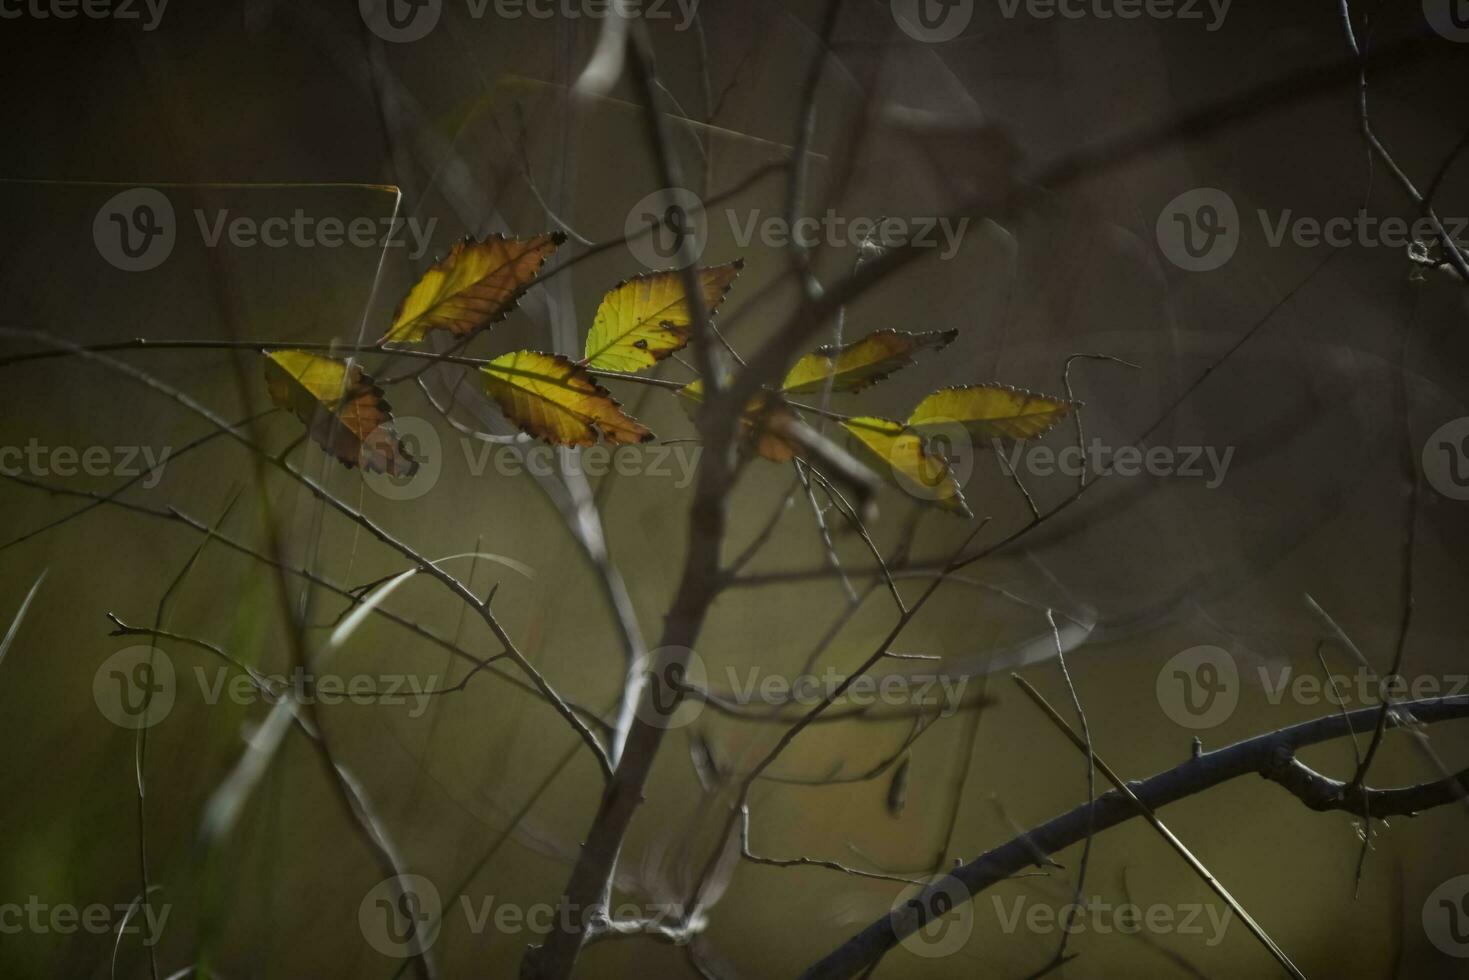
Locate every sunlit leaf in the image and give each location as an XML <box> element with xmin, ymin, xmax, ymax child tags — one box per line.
<box><xmin>781</xmin><ymin>329</ymin><xmax>957</xmax><ymax>394</ymax></box>
<box><xmin>678</xmin><ymin>380</ymin><xmax>796</xmax><ymax>462</ymax></box>
<box><xmin>583</xmin><ymin>261</ymin><xmax>744</xmax><ymax>372</ymax></box>
<box><xmin>381</xmin><ymin>232</ymin><xmax>564</xmax><ymax>344</ymax></box>
<box><xmin>908</xmin><ymin>384</ymin><xmax>1073</xmax><ymax>441</ymax></box>
<box><xmin>263</xmin><ymin>350</ymin><xmax>418</xmax><ymax>476</ymax></box>
<box><xmin>480</xmin><ymin>350</ymin><xmax>653</xmax><ymax>447</ymax></box>
<box><xmin>841</xmin><ymin>416</ymin><xmax>969</xmax><ymax>515</ymax></box>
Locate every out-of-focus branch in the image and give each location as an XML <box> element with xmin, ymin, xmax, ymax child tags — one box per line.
<box><xmin>520</xmin><ymin>26</ymin><xmax>745</xmax><ymax>979</ymax></box>
<box><xmin>1338</xmin><ymin>1</ymin><xmax>1469</xmax><ymax>282</ymax></box>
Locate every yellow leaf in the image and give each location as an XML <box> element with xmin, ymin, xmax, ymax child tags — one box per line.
<box><xmin>480</xmin><ymin>350</ymin><xmax>653</xmax><ymax>447</ymax></box>
<box><xmin>677</xmin><ymin>380</ymin><xmax>796</xmax><ymax>462</ymax></box>
<box><xmin>263</xmin><ymin>350</ymin><xmax>418</xmax><ymax>476</ymax></box>
<box><xmin>781</xmin><ymin>329</ymin><xmax>957</xmax><ymax>394</ymax></box>
<box><xmin>841</xmin><ymin>416</ymin><xmax>969</xmax><ymax>515</ymax></box>
<box><xmin>908</xmin><ymin>384</ymin><xmax>1073</xmax><ymax>441</ymax></box>
<box><xmin>380</xmin><ymin>233</ymin><xmax>563</xmax><ymax>344</ymax></box>
<box><xmin>583</xmin><ymin>261</ymin><xmax>743</xmax><ymax>372</ymax></box>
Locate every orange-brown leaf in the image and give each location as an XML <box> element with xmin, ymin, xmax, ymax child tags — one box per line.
<box><xmin>677</xmin><ymin>380</ymin><xmax>797</xmax><ymax>462</ymax></box>
<box><xmin>263</xmin><ymin>350</ymin><xmax>418</xmax><ymax>476</ymax></box>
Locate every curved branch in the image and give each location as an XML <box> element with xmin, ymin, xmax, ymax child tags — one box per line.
<box><xmin>801</xmin><ymin>695</ymin><xmax>1469</xmax><ymax>980</ymax></box>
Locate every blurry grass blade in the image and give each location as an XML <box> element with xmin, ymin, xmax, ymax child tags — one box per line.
<box><xmin>200</xmin><ymin>698</ymin><xmax>297</xmax><ymax>845</ymax></box>
<box><xmin>329</xmin><ymin>552</ymin><xmax>535</xmax><ymax>651</ymax></box>
<box><xmin>433</xmin><ymin>550</ymin><xmax>537</xmax><ymax>581</ymax></box>
<box><xmin>0</xmin><ymin>570</ymin><xmax>46</xmax><ymax>670</ymax></box>
<box><xmin>329</xmin><ymin>567</ymin><xmax>420</xmax><ymax>652</ymax></box>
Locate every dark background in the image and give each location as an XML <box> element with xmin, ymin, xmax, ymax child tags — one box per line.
<box><xmin>1</xmin><ymin>1</ymin><xmax>1468</xmax><ymax>977</ymax></box>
